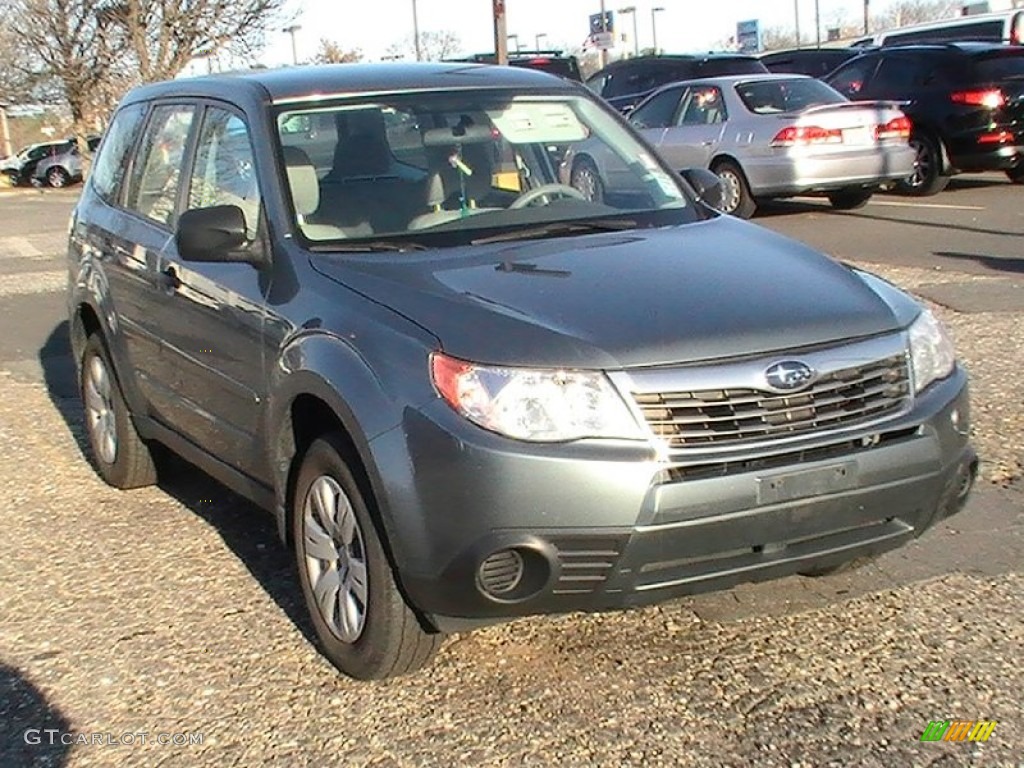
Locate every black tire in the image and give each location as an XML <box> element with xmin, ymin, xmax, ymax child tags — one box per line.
<box><xmin>711</xmin><ymin>159</ymin><xmax>757</xmax><ymax>219</ymax></box>
<box><xmin>293</xmin><ymin>435</ymin><xmax>444</xmax><ymax>680</ymax></box>
<box><xmin>80</xmin><ymin>334</ymin><xmax>158</xmax><ymax>489</ymax></box>
<box><xmin>827</xmin><ymin>188</ymin><xmax>873</xmax><ymax>211</ymax></box>
<box><xmin>799</xmin><ymin>555</ymin><xmax>879</xmax><ymax>578</ymax></box>
<box><xmin>897</xmin><ymin>133</ymin><xmax>950</xmax><ymax>197</ymax></box>
<box><xmin>569</xmin><ymin>156</ymin><xmax>605</xmax><ymax>204</ymax></box>
<box><xmin>46</xmin><ymin>166</ymin><xmax>70</xmax><ymax>188</ymax></box>
<box><xmin>1007</xmin><ymin>166</ymin><xmax>1024</xmax><ymax>184</ymax></box>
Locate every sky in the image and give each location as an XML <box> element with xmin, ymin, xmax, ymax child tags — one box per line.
<box><xmin>257</xmin><ymin>0</ymin><xmax>914</xmax><ymax>68</ymax></box>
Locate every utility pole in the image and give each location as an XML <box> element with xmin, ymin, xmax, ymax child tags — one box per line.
<box><xmin>412</xmin><ymin>0</ymin><xmax>422</xmax><ymax>61</ymax></box>
<box><xmin>794</xmin><ymin>0</ymin><xmax>801</xmax><ymax>49</ymax></box>
<box><xmin>0</xmin><ymin>104</ymin><xmax>12</xmax><ymax>160</ymax></box>
<box><xmin>618</xmin><ymin>7</ymin><xmax>638</xmax><ymax>57</ymax></box>
<box><xmin>814</xmin><ymin>0</ymin><xmax>821</xmax><ymax>48</ymax></box>
<box><xmin>493</xmin><ymin>0</ymin><xmax>508</xmax><ymax>65</ymax></box>
<box><xmin>535</xmin><ymin>32</ymin><xmax>547</xmax><ymax>51</ymax></box>
<box><xmin>863</xmin><ymin>0</ymin><xmax>870</xmax><ymax>34</ymax></box>
<box><xmin>282</xmin><ymin>24</ymin><xmax>301</xmax><ymax>65</ymax></box>
<box><xmin>652</xmin><ymin>7</ymin><xmax>665</xmax><ymax>55</ymax></box>
<box><xmin>599</xmin><ymin>0</ymin><xmax>608</xmax><ymax>69</ymax></box>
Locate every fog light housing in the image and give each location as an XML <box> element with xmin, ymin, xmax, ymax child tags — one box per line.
<box><xmin>478</xmin><ymin>549</ymin><xmax>525</xmax><ymax>596</ymax></box>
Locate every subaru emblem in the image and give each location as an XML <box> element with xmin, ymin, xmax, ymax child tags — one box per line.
<box><xmin>764</xmin><ymin>361</ymin><xmax>816</xmax><ymax>392</ymax></box>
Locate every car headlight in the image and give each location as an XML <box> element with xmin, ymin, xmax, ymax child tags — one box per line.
<box><xmin>908</xmin><ymin>309</ymin><xmax>956</xmax><ymax>394</ymax></box>
<box><xmin>430</xmin><ymin>352</ymin><xmax>641</xmax><ymax>442</ymax></box>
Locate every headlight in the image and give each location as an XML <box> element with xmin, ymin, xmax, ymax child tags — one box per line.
<box><xmin>430</xmin><ymin>352</ymin><xmax>641</xmax><ymax>442</ymax></box>
<box><xmin>908</xmin><ymin>309</ymin><xmax>956</xmax><ymax>394</ymax></box>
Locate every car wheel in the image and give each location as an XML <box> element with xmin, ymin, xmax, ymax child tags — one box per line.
<box><xmin>81</xmin><ymin>334</ymin><xmax>158</xmax><ymax>489</ymax></box>
<box><xmin>569</xmin><ymin>157</ymin><xmax>604</xmax><ymax>204</ymax></box>
<box><xmin>1007</xmin><ymin>166</ymin><xmax>1024</xmax><ymax>184</ymax></box>
<box><xmin>827</xmin><ymin>188</ymin><xmax>873</xmax><ymax>210</ymax></box>
<box><xmin>711</xmin><ymin>160</ymin><xmax>756</xmax><ymax>219</ymax></box>
<box><xmin>897</xmin><ymin>134</ymin><xmax>950</xmax><ymax>196</ymax></box>
<box><xmin>46</xmin><ymin>166</ymin><xmax>70</xmax><ymax>188</ymax></box>
<box><xmin>799</xmin><ymin>555</ymin><xmax>879</xmax><ymax>578</ymax></box>
<box><xmin>293</xmin><ymin>435</ymin><xmax>444</xmax><ymax>680</ymax></box>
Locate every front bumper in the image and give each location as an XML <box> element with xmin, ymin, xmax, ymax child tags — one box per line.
<box><xmin>744</xmin><ymin>145</ymin><xmax>916</xmax><ymax>197</ymax></box>
<box><xmin>372</xmin><ymin>368</ymin><xmax>974</xmax><ymax>632</ymax></box>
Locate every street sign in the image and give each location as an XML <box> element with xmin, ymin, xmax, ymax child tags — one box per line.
<box><xmin>591</xmin><ymin>31</ymin><xmax>615</xmax><ymax>49</ymax></box>
<box><xmin>736</xmin><ymin>19</ymin><xmax>761</xmax><ymax>54</ymax></box>
<box><xmin>589</xmin><ymin>11</ymin><xmax>615</xmax><ymax>35</ymax></box>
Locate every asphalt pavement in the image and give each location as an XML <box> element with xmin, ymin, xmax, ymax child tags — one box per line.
<box><xmin>0</xmin><ymin>180</ymin><xmax>1021</xmax><ymax>767</ymax></box>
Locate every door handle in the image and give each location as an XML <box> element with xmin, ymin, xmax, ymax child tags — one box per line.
<box><xmin>156</xmin><ymin>265</ymin><xmax>181</xmax><ymax>292</ymax></box>
<box><xmin>701</xmin><ymin>140</ymin><xmax>714</xmax><ymax>146</ymax></box>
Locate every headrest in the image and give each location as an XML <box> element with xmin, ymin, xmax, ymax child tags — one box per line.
<box><xmin>282</xmin><ymin>145</ymin><xmax>319</xmax><ymax>216</ymax></box>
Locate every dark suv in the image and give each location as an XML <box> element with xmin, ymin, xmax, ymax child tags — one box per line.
<box><xmin>825</xmin><ymin>43</ymin><xmax>1024</xmax><ymax>194</ymax></box>
<box><xmin>760</xmin><ymin>48</ymin><xmax>861</xmax><ymax>78</ymax></box>
<box><xmin>586</xmin><ymin>54</ymin><xmax>769</xmax><ymax>112</ymax></box>
<box><xmin>446</xmin><ymin>50</ymin><xmax>583</xmax><ymax>81</ymax></box>
<box><xmin>69</xmin><ymin>63</ymin><xmax>975</xmax><ymax>681</ymax></box>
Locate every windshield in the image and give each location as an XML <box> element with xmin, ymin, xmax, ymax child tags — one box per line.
<box><xmin>736</xmin><ymin>78</ymin><xmax>847</xmax><ymax>114</ymax></box>
<box><xmin>274</xmin><ymin>90</ymin><xmax>697</xmax><ymax>246</ymax></box>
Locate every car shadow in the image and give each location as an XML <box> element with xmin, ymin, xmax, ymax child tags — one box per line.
<box><xmin>36</xmin><ymin>325</ymin><xmax>318</xmax><ymax>650</ymax></box>
<box><xmin>933</xmin><ymin>251</ymin><xmax>1024</xmax><ymax>276</ymax></box>
<box><xmin>0</xmin><ymin>661</ymin><xmax>73</xmax><ymax>767</ymax></box>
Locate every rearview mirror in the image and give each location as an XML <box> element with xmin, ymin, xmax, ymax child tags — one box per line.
<box><xmin>679</xmin><ymin>168</ymin><xmax>724</xmax><ymax>211</ymax></box>
<box><xmin>176</xmin><ymin>206</ymin><xmax>255</xmax><ymax>264</ymax></box>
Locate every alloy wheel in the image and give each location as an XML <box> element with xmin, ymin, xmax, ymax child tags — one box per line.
<box><xmin>84</xmin><ymin>354</ymin><xmax>118</xmax><ymax>465</ymax></box>
<box><xmin>302</xmin><ymin>475</ymin><xmax>369</xmax><ymax>643</ymax></box>
<box><xmin>716</xmin><ymin>169</ymin><xmax>742</xmax><ymax>214</ymax></box>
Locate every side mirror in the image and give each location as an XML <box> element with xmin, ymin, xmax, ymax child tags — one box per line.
<box><xmin>176</xmin><ymin>206</ymin><xmax>255</xmax><ymax>264</ymax></box>
<box><xmin>679</xmin><ymin>168</ymin><xmax>724</xmax><ymax>211</ymax></box>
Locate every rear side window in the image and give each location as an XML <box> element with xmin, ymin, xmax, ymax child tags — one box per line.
<box><xmin>92</xmin><ymin>104</ymin><xmax>146</xmax><ymax>203</ymax></box>
<box><xmin>974</xmin><ymin>51</ymin><xmax>1024</xmax><ymax>80</ymax></box>
<box><xmin>125</xmin><ymin>105</ymin><xmax>196</xmax><ymax>227</ymax></box>
<box><xmin>678</xmin><ymin>86</ymin><xmax>728</xmax><ymax>125</ymax></box>
<box><xmin>873</xmin><ymin>55</ymin><xmax>942</xmax><ymax>92</ymax></box>
<box><xmin>698</xmin><ymin>58</ymin><xmax>767</xmax><ymax>76</ymax></box>
<box><xmin>828</xmin><ymin>56</ymin><xmax>880</xmax><ymax>97</ymax></box>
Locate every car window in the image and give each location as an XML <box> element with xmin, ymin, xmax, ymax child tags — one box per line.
<box><xmin>873</xmin><ymin>56</ymin><xmax>938</xmax><ymax>92</ymax></box>
<box><xmin>125</xmin><ymin>105</ymin><xmax>196</xmax><ymax>227</ymax></box>
<box><xmin>736</xmin><ymin>78</ymin><xmax>846</xmax><ymax>114</ymax></box>
<box><xmin>678</xmin><ymin>86</ymin><xmax>727</xmax><ymax>125</ymax></box>
<box><xmin>187</xmin><ymin>108</ymin><xmax>262</xmax><ymax>239</ymax></box>
<box><xmin>92</xmin><ymin>104</ymin><xmax>147</xmax><ymax>203</ymax></box>
<box><xmin>629</xmin><ymin>87</ymin><xmax>686</xmax><ymax>129</ymax></box>
<box><xmin>698</xmin><ymin>58</ymin><xmax>766</xmax><ymax>76</ymax></box>
<box><xmin>827</xmin><ymin>56</ymin><xmax>879</xmax><ymax>97</ymax></box>
<box><xmin>975</xmin><ymin>51</ymin><xmax>1024</xmax><ymax>80</ymax></box>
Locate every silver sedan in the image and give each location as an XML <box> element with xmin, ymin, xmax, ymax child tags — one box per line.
<box><xmin>564</xmin><ymin>74</ymin><xmax>916</xmax><ymax>218</ymax></box>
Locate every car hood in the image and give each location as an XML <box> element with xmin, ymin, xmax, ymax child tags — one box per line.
<box><xmin>310</xmin><ymin>216</ymin><xmax>907</xmax><ymax>369</ymax></box>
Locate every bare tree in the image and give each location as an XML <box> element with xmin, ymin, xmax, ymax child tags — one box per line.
<box><xmin>760</xmin><ymin>26</ymin><xmax>799</xmax><ymax>51</ymax></box>
<box><xmin>877</xmin><ymin>0</ymin><xmax>960</xmax><ymax>29</ymax></box>
<box><xmin>314</xmin><ymin>39</ymin><xmax>362</xmax><ymax>65</ymax></box>
<box><xmin>386</xmin><ymin>29</ymin><xmax>462</xmax><ymax>62</ymax></box>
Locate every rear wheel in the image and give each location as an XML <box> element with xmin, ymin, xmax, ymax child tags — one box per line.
<box><xmin>1007</xmin><ymin>166</ymin><xmax>1024</xmax><ymax>184</ymax></box>
<box><xmin>569</xmin><ymin>157</ymin><xmax>604</xmax><ymax>204</ymax></box>
<box><xmin>827</xmin><ymin>188</ymin><xmax>873</xmax><ymax>210</ymax></box>
<box><xmin>293</xmin><ymin>435</ymin><xmax>444</xmax><ymax>680</ymax></box>
<box><xmin>711</xmin><ymin>160</ymin><xmax>756</xmax><ymax>219</ymax></box>
<box><xmin>897</xmin><ymin>133</ymin><xmax>950</xmax><ymax>196</ymax></box>
<box><xmin>81</xmin><ymin>334</ymin><xmax>158</xmax><ymax>489</ymax></box>
<box><xmin>46</xmin><ymin>166</ymin><xmax>70</xmax><ymax>188</ymax></box>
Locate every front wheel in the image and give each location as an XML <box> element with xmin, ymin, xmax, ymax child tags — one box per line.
<box><xmin>711</xmin><ymin>160</ymin><xmax>756</xmax><ymax>219</ymax></box>
<box><xmin>293</xmin><ymin>435</ymin><xmax>444</xmax><ymax>680</ymax></box>
<box><xmin>827</xmin><ymin>188</ymin><xmax>873</xmax><ymax>210</ymax></box>
<box><xmin>897</xmin><ymin>134</ymin><xmax>950</xmax><ymax>196</ymax></box>
<box><xmin>46</xmin><ymin>166</ymin><xmax>70</xmax><ymax>188</ymax></box>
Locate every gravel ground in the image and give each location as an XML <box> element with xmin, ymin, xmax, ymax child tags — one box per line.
<box><xmin>847</xmin><ymin>260</ymin><xmax>1024</xmax><ymax>486</ymax></box>
<box><xmin>0</xmin><ymin>369</ymin><xmax>1021</xmax><ymax>767</ymax></box>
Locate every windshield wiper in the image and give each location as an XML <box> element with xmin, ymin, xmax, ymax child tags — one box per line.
<box><xmin>308</xmin><ymin>239</ymin><xmax>428</xmax><ymax>253</ymax></box>
<box><xmin>471</xmin><ymin>219</ymin><xmax>638</xmax><ymax>245</ymax></box>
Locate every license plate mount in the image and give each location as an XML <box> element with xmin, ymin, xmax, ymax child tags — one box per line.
<box><xmin>757</xmin><ymin>461</ymin><xmax>859</xmax><ymax>505</ymax></box>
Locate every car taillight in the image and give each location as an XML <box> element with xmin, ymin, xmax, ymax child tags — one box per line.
<box><xmin>875</xmin><ymin>116</ymin><xmax>912</xmax><ymax>141</ymax></box>
<box><xmin>950</xmin><ymin>89</ymin><xmax>1006</xmax><ymax>108</ymax></box>
<box><xmin>771</xmin><ymin>126</ymin><xmax>843</xmax><ymax>147</ymax></box>
<box><xmin>977</xmin><ymin>131</ymin><xmax>1014</xmax><ymax>144</ymax></box>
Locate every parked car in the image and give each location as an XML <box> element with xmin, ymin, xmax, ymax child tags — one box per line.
<box><xmin>760</xmin><ymin>48</ymin><xmax>862</xmax><ymax>78</ymax></box>
<box><xmin>68</xmin><ymin>63</ymin><xmax>975</xmax><ymax>681</ymax></box>
<box><xmin>445</xmin><ymin>50</ymin><xmax>583</xmax><ymax>81</ymax></box>
<box><xmin>826</xmin><ymin>42</ymin><xmax>1024</xmax><ymax>193</ymax></box>
<box><xmin>851</xmin><ymin>8</ymin><xmax>1024</xmax><ymax>47</ymax></box>
<box><xmin>564</xmin><ymin>74</ymin><xmax>915</xmax><ymax>217</ymax></box>
<box><xmin>585</xmin><ymin>53</ymin><xmax>769</xmax><ymax>112</ymax></box>
<box><xmin>1</xmin><ymin>140</ymin><xmax>71</xmax><ymax>185</ymax></box>
<box><xmin>32</xmin><ymin>136</ymin><xmax>102</xmax><ymax>187</ymax></box>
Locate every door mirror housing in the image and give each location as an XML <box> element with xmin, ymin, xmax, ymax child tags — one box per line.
<box><xmin>679</xmin><ymin>168</ymin><xmax>724</xmax><ymax>211</ymax></box>
<box><xmin>176</xmin><ymin>206</ymin><xmax>258</xmax><ymax>264</ymax></box>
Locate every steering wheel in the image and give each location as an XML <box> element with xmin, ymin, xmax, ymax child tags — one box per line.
<box><xmin>510</xmin><ymin>183</ymin><xmax>587</xmax><ymax>209</ymax></box>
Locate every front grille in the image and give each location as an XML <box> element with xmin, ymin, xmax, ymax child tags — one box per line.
<box><xmin>634</xmin><ymin>353</ymin><xmax>911</xmax><ymax>449</ymax></box>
